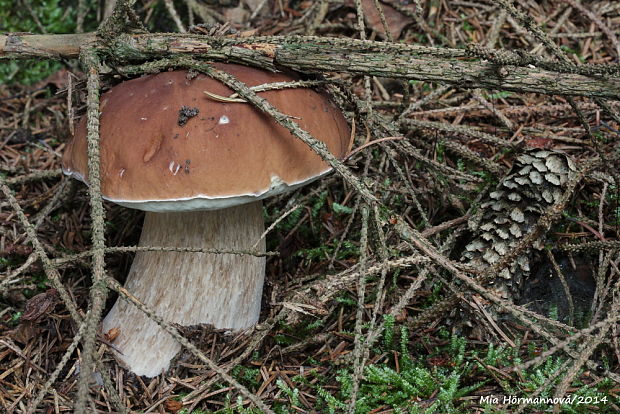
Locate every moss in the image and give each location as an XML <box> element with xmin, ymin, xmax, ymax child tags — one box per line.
<box><xmin>0</xmin><ymin>0</ymin><xmax>85</xmax><ymax>85</ymax></box>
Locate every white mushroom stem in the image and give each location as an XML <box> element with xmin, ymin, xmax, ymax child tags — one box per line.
<box><xmin>101</xmin><ymin>202</ymin><xmax>265</xmax><ymax>377</ymax></box>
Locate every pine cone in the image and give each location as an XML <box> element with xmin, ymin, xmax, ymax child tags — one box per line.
<box><xmin>462</xmin><ymin>150</ymin><xmax>578</xmax><ymax>299</ymax></box>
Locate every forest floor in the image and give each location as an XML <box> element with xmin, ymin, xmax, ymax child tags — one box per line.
<box><xmin>1</xmin><ymin>0</ymin><xmax>620</xmax><ymax>413</ymax></box>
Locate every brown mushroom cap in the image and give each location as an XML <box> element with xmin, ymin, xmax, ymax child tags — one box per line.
<box><xmin>62</xmin><ymin>64</ymin><xmax>351</xmax><ymax>211</ymax></box>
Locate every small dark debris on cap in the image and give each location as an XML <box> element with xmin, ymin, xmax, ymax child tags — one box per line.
<box><xmin>178</xmin><ymin>106</ymin><xmax>199</xmax><ymax>126</ymax></box>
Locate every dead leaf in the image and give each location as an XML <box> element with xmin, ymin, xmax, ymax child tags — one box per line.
<box><xmin>525</xmin><ymin>137</ymin><xmax>554</xmax><ymax>149</ymax></box>
<box><xmin>22</xmin><ymin>288</ymin><xmax>59</xmax><ymax>322</ymax></box>
<box><xmin>164</xmin><ymin>399</ymin><xmax>183</xmax><ymax>413</ymax></box>
<box><xmin>1</xmin><ymin>242</ymin><xmax>33</xmax><ymax>257</ymax></box>
<box><xmin>104</xmin><ymin>327</ymin><xmax>120</xmax><ymax>342</ymax></box>
<box><xmin>224</xmin><ymin>6</ymin><xmax>250</xmax><ymax>25</ymax></box>
<box><xmin>360</xmin><ymin>0</ymin><xmax>411</xmax><ymax>40</ymax></box>
<box><xmin>31</xmin><ymin>68</ymin><xmax>74</xmax><ymax>91</ymax></box>
<box><xmin>11</xmin><ymin>321</ymin><xmax>42</xmax><ymax>344</ymax></box>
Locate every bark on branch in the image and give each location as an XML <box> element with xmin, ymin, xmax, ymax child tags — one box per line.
<box><xmin>1</xmin><ymin>32</ymin><xmax>619</xmax><ymax>100</ymax></box>
<box><xmin>0</xmin><ymin>33</ymin><xmax>96</xmax><ymax>58</ymax></box>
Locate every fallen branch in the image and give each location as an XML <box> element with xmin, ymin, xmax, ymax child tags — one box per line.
<box><xmin>1</xmin><ymin>32</ymin><xmax>619</xmax><ymax>99</ymax></box>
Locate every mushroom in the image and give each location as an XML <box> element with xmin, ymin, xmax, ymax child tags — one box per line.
<box><xmin>62</xmin><ymin>64</ymin><xmax>350</xmax><ymax>377</ymax></box>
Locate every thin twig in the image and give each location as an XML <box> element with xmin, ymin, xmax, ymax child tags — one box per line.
<box><xmin>74</xmin><ymin>47</ymin><xmax>109</xmax><ymax>413</ymax></box>
<box><xmin>347</xmin><ymin>203</ymin><xmax>370</xmax><ymax>413</ymax></box>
